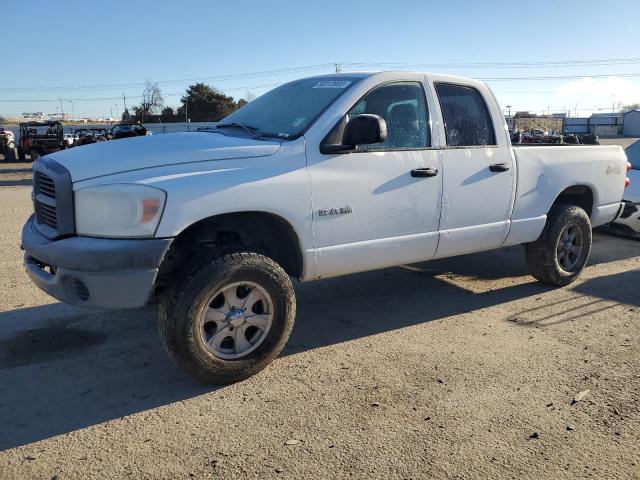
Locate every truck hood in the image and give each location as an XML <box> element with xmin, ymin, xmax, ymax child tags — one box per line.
<box><xmin>48</xmin><ymin>132</ymin><xmax>281</xmax><ymax>182</ymax></box>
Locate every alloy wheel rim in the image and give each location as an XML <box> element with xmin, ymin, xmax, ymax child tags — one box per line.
<box><xmin>198</xmin><ymin>281</ymin><xmax>274</xmax><ymax>360</ymax></box>
<box><xmin>556</xmin><ymin>223</ymin><xmax>584</xmax><ymax>273</ymax></box>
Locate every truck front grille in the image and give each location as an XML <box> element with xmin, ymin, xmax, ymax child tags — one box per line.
<box><xmin>34</xmin><ymin>171</ymin><xmax>58</xmax><ymax>230</ymax></box>
<box><xmin>32</xmin><ymin>159</ymin><xmax>74</xmax><ymax>238</ymax></box>
<box><xmin>34</xmin><ymin>171</ymin><xmax>56</xmax><ymax>198</ymax></box>
<box><xmin>35</xmin><ymin>200</ymin><xmax>57</xmax><ymax>228</ymax></box>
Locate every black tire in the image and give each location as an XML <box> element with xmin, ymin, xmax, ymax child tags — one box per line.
<box><xmin>158</xmin><ymin>252</ymin><xmax>296</xmax><ymax>384</ymax></box>
<box><xmin>30</xmin><ymin>150</ymin><xmax>40</xmax><ymax>161</ymax></box>
<box><xmin>5</xmin><ymin>147</ymin><xmax>18</xmax><ymax>162</ymax></box>
<box><xmin>18</xmin><ymin>147</ymin><xmax>25</xmax><ymax>161</ymax></box>
<box><xmin>525</xmin><ymin>204</ymin><xmax>592</xmax><ymax>286</ymax></box>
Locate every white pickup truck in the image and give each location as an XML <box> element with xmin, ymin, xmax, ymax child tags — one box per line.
<box><xmin>22</xmin><ymin>72</ymin><xmax>630</xmax><ymax>383</ymax></box>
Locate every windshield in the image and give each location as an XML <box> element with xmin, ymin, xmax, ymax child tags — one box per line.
<box><xmin>220</xmin><ymin>77</ymin><xmax>361</xmax><ymax>139</ymax></box>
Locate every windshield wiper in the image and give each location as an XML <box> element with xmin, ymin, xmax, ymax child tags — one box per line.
<box><xmin>215</xmin><ymin>122</ymin><xmax>262</xmax><ymax>140</ymax></box>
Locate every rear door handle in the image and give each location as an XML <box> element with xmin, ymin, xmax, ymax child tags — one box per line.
<box><xmin>489</xmin><ymin>163</ymin><xmax>510</xmax><ymax>172</ymax></box>
<box><xmin>411</xmin><ymin>167</ymin><xmax>438</xmax><ymax>178</ymax></box>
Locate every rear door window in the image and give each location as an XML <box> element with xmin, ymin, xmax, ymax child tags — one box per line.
<box><xmin>435</xmin><ymin>84</ymin><xmax>496</xmax><ymax>147</ymax></box>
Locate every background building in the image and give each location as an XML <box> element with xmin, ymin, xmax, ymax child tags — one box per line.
<box><xmin>562</xmin><ymin>113</ymin><xmax>623</xmax><ymax>136</ymax></box>
<box><xmin>623</xmin><ymin>110</ymin><xmax>640</xmax><ymax>137</ymax></box>
<box><xmin>588</xmin><ymin>113</ymin><xmax>622</xmax><ymax>136</ymax></box>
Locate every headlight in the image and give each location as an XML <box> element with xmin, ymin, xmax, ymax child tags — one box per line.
<box><xmin>75</xmin><ymin>184</ymin><xmax>166</xmax><ymax>237</ymax></box>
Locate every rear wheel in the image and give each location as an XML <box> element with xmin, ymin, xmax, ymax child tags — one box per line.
<box><xmin>158</xmin><ymin>252</ymin><xmax>296</xmax><ymax>384</ymax></box>
<box><xmin>525</xmin><ymin>204</ymin><xmax>592</xmax><ymax>286</ymax></box>
<box><xmin>30</xmin><ymin>150</ymin><xmax>40</xmax><ymax>161</ymax></box>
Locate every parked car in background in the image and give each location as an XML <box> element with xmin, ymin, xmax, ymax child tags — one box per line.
<box><xmin>74</xmin><ymin>129</ymin><xmax>95</xmax><ymax>147</ymax></box>
<box><xmin>562</xmin><ymin>133</ymin><xmax>600</xmax><ymax>145</ymax></box>
<box><xmin>90</xmin><ymin>128</ymin><xmax>109</xmax><ymax>141</ymax></box>
<box><xmin>109</xmin><ymin>122</ymin><xmax>150</xmax><ymax>140</ymax></box>
<box><xmin>609</xmin><ymin>140</ymin><xmax>640</xmax><ymax>237</ymax></box>
<box><xmin>518</xmin><ymin>129</ymin><xmax>562</xmax><ymax>144</ymax></box>
<box><xmin>74</xmin><ymin>128</ymin><xmax>109</xmax><ymax>147</ymax></box>
<box><xmin>63</xmin><ymin>133</ymin><xmax>77</xmax><ymax>147</ymax></box>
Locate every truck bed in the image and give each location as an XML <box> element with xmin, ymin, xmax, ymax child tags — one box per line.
<box><xmin>511</xmin><ymin>144</ymin><xmax>627</xmax><ymax>229</ymax></box>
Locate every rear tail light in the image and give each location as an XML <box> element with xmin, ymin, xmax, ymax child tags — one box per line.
<box><xmin>625</xmin><ymin>162</ymin><xmax>631</xmax><ymax>188</ymax></box>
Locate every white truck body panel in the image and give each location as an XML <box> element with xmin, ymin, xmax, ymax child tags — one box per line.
<box><xmin>510</xmin><ymin>145</ymin><xmax>627</xmax><ymax>229</ymax></box>
<box><xmin>49</xmin><ymin>132</ymin><xmax>281</xmax><ymax>182</ymax></box>
<box><xmin>48</xmin><ymin>72</ymin><xmax>628</xmax><ymax>282</ymax></box>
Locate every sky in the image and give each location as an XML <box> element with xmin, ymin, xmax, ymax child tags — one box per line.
<box><xmin>2</xmin><ymin>0</ymin><xmax>639</xmax><ymax>120</ymax></box>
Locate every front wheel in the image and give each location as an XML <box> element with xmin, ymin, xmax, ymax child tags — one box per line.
<box><xmin>158</xmin><ymin>252</ymin><xmax>296</xmax><ymax>384</ymax></box>
<box><xmin>525</xmin><ymin>204</ymin><xmax>592</xmax><ymax>286</ymax></box>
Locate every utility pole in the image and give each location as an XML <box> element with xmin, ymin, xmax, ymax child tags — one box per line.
<box><xmin>506</xmin><ymin>105</ymin><xmax>512</xmax><ymax>128</ymax></box>
<box><xmin>59</xmin><ymin>98</ymin><xmax>64</xmax><ymax>119</ymax></box>
<box><xmin>335</xmin><ymin>63</ymin><xmax>342</xmax><ymax>73</ymax></box>
<box><xmin>123</xmin><ymin>92</ymin><xmax>127</xmax><ymax>116</ymax></box>
<box><xmin>185</xmin><ymin>97</ymin><xmax>189</xmax><ymax>131</ymax></box>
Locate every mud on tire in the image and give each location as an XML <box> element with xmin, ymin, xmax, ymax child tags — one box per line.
<box><xmin>158</xmin><ymin>252</ymin><xmax>296</xmax><ymax>384</ymax></box>
<box><xmin>525</xmin><ymin>204</ymin><xmax>592</xmax><ymax>287</ymax></box>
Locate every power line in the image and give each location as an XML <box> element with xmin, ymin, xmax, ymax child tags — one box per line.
<box><xmin>3</xmin><ymin>70</ymin><xmax>638</xmax><ymax>103</ymax></box>
<box><xmin>478</xmin><ymin>72</ymin><xmax>640</xmax><ymax>81</ymax></box>
<box><xmin>5</xmin><ymin>69</ymin><xmax>640</xmax><ymax>103</ymax></box>
<box><xmin>0</xmin><ymin>64</ymin><xmax>334</xmax><ymax>93</ymax></box>
<box><xmin>4</xmin><ymin>63</ymin><xmax>640</xmax><ymax>115</ymax></box>
<box><xmin>0</xmin><ymin>82</ymin><xmax>283</xmax><ymax>103</ymax></box>
<box><xmin>343</xmin><ymin>58</ymin><xmax>640</xmax><ymax>69</ymax></box>
<box><xmin>2</xmin><ymin>56</ymin><xmax>640</xmax><ymax>93</ymax></box>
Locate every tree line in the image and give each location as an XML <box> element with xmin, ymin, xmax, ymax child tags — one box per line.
<box><xmin>123</xmin><ymin>81</ymin><xmax>256</xmax><ymax>123</ymax></box>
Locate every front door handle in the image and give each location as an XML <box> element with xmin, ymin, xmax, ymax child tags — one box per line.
<box><xmin>489</xmin><ymin>163</ymin><xmax>510</xmax><ymax>172</ymax></box>
<box><xmin>411</xmin><ymin>167</ymin><xmax>438</xmax><ymax>178</ymax></box>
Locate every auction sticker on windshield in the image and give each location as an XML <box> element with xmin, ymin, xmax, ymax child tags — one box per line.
<box><xmin>313</xmin><ymin>80</ymin><xmax>352</xmax><ymax>88</ymax></box>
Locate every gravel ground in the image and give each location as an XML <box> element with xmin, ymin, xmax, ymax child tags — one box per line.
<box><xmin>0</xmin><ymin>163</ymin><xmax>639</xmax><ymax>479</ymax></box>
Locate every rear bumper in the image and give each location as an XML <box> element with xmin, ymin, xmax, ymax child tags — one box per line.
<box><xmin>21</xmin><ymin>215</ymin><xmax>172</xmax><ymax>309</ymax></box>
<box><xmin>591</xmin><ymin>202</ymin><xmax>624</xmax><ymax>228</ymax></box>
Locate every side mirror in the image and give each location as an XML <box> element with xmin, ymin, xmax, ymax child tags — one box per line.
<box><xmin>344</xmin><ymin>114</ymin><xmax>387</xmax><ymax>146</ymax></box>
<box><xmin>321</xmin><ymin>114</ymin><xmax>387</xmax><ymax>154</ymax></box>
